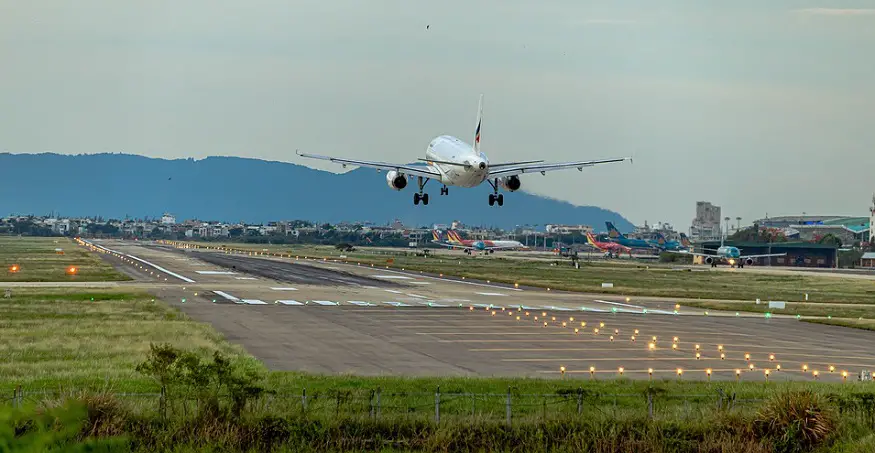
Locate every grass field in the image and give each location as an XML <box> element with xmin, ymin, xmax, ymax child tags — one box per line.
<box><xmin>0</xmin><ymin>236</ymin><xmax>130</xmax><ymax>282</ymax></box>
<box><xmin>0</xmin><ymin>288</ymin><xmax>256</xmax><ymax>391</ymax></box>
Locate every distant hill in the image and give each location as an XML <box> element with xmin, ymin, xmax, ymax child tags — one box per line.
<box><xmin>0</xmin><ymin>153</ymin><xmax>634</xmax><ymax>231</ymax></box>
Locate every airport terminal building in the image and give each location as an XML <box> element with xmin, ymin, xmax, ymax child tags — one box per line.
<box><xmin>698</xmin><ymin>241</ymin><xmax>840</xmax><ymax>268</ymax></box>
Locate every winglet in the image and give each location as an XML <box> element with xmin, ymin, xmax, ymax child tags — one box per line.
<box><xmin>473</xmin><ymin>94</ymin><xmax>483</xmax><ymax>153</ymax></box>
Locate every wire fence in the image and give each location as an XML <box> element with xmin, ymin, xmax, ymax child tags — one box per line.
<box><xmin>7</xmin><ymin>386</ymin><xmax>875</xmax><ymax>426</ymax></box>
<box><xmin>4</xmin><ymin>386</ymin><xmax>770</xmax><ymax>423</ymax></box>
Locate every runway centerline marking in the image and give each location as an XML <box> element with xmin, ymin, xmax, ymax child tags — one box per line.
<box><xmin>271</xmin><ymin>287</ymin><xmax>298</xmax><ymax>291</ymax></box>
<box><xmin>242</xmin><ymin>299</ymin><xmax>267</xmax><ymax>305</ymax></box>
<box><xmin>276</xmin><ymin>300</ymin><xmax>304</xmax><ymax>305</ymax></box>
<box><xmin>196</xmin><ymin>271</ymin><xmax>237</xmax><ymax>275</ymax></box>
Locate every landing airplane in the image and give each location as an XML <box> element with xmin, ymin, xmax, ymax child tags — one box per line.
<box><xmin>604</xmin><ymin>222</ymin><xmax>654</xmax><ymax>249</ymax></box>
<box><xmin>585</xmin><ymin>232</ymin><xmax>632</xmax><ymax>258</ymax></box>
<box><xmin>432</xmin><ymin>230</ymin><xmax>526</xmax><ymax>254</ymax></box>
<box><xmin>296</xmin><ymin>95</ymin><xmax>630</xmax><ymax>206</ymax></box>
<box><xmin>666</xmin><ymin>237</ymin><xmax>785</xmax><ymax>268</ymax></box>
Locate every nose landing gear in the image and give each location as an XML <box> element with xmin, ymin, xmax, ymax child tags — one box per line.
<box><xmin>487</xmin><ymin>178</ymin><xmax>504</xmax><ymax>206</ymax></box>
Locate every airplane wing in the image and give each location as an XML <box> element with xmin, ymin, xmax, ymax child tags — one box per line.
<box><xmin>740</xmin><ymin>253</ymin><xmax>787</xmax><ymax>259</ymax></box>
<box><xmin>665</xmin><ymin>250</ymin><xmax>720</xmax><ymax>259</ymax></box>
<box><xmin>487</xmin><ymin>157</ymin><xmax>630</xmax><ymax>178</ymax></box>
<box><xmin>433</xmin><ymin>242</ymin><xmax>468</xmax><ymax>250</ymax></box>
<box><xmin>297</xmin><ymin>150</ymin><xmax>442</xmax><ymax>179</ymax></box>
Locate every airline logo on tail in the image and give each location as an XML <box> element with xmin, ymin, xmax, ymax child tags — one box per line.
<box><xmin>680</xmin><ymin>233</ymin><xmax>691</xmax><ymax>247</ymax></box>
<box><xmin>606</xmin><ymin>222</ymin><xmax>623</xmax><ymax>238</ymax></box>
<box><xmin>475</xmin><ymin>120</ymin><xmax>481</xmax><ymax>145</ymax></box>
<box><xmin>432</xmin><ymin>230</ymin><xmax>441</xmax><ymax>242</ymax></box>
<box><xmin>446</xmin><ymin>230</ymin><xmax>465</xmax><ymax>244</ymax></box>
<box><xmin>585</xmin><ymin>232</ymin><xmax>598</xmax><ymax>245</ymax></box>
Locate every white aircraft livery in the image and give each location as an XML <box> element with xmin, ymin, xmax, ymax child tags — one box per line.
<box><xmin>297</xmin><ymin>95</ymin><xmax>631</xmax><ymax>206</ymax></box>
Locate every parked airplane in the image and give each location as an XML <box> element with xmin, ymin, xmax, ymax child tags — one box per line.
<box><xmin>585</xmin><ymin>232</ymin><xmax>632</xmax><ymax>258</ymax></box>
<box><xmin>604</xmin><ymin>222</ymin><xmax>654</xmax><ymax>249</ymax></box>
<box><xmin>667</xmin><ymin>237</ymin><xmax>785</xmax><ymax>268</ymax></box>
<box><xmin>652</xmin><ymin>232</ymin><xmax>685</xmax><ymax>251</ymax></box>
<box><xmin>297</xmin><ymin>95</ymin><xmax>630</xmax><ymax>206</ymax></box>
<box><xmin>431</xmin><ymin>230</ymin><xmax>526</xmax><ymax>254</ymax></box>
<box><xmin>679</xmin><ymin>233</ymin><xmax>692</xmax><ymax>248</ymax></box>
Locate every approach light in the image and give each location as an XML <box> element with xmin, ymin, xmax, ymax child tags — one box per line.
<box><xmin>672</xmin><ymin>344</ymin><xmax>678</xmax><ymax>350</ymax></box>
<box><xmin>744</xmin><ymin>353</ymin><xmax>750</xmax><ymax>361</ymax></box>
<box><xmin>696</xmin><ymin>352</ymin><xmax>701</xmax><ymax>360</ymax></box>
<box><xmin>829</xmin><ymin>365</ymin><xmax>835</xmax><ymax>373</ymax></box>
<box><xmin>648</xmin><ymin>342</ymin><xmax>656</xmax><ymax>351</ymax></box>
<box><xmin>648</xmin><ymin>368</ymin><xmax>653</xmax><ymax>378</ymax></box>
<box><xmin>600</xmin><ymin>322</ymin><xmax>605</xmax><ymax>328</ymax></box>
<box><xmin>695</xmin><ymin>344</ymin><xmax>700</xmax><ymax>351</ymax></box>
<box><xmin>720</xmin><ymin>353</ymin><xmax>726</xmax><ymax>360</ymax></box>
<box><xmin>634</xmin><ymin>329</ymin><xmax>639</xmax><ymax>335</ymax></box>
<box><xmin>631</xmin><ymin>335</ymin><xmax>636</xmax><ymax>342</ymax></box>
<box><xmin>776</xmin><ymin>364</ymin><xmax>781</xmax><ymax>371</ymax></box>
<box><xmin>813</xmin><ymin>370</ymin><xmax>819</xmax><ymax>379</ymax></box>
<box><xmin>673</xmin><ymin>337</ymin><xmax>679</xmax><ymax>343</ymax></box>
<box><xmin>610</xmin><ymin>335</ymin><xmax>614</xmax><ymax>342</ymax></box>
<box><xmin>764</xmin><ymin>369</ymin><xmax>771</xmax><ymax>380</ymax></box>
<box><xmin>593</xmin><ymin>328</ymin><xmax>599</xmax><ymax>334</ymax></box>
<box><xmin>802</xmin><ymin>364</ymin><xmax>808</xmax><ymax>372</ymax></box>
<box><xmin>677</xmin><ymin>368</ymin><xmax>683</xmax><ymax>377</ymax></box>
<box><xmin>718</xmin><ymin>345</ymin><xmax>723</xmax><ymax>351</ymax></box>
<box><xmin>769</xmin><ymin>354</ymin><xmax>775</xmax><ymax>362</ymax></box>
<box><xmin>618</xmin><ymin>367</ymin><xmax>624</xmax><ymax>375</ymax></box>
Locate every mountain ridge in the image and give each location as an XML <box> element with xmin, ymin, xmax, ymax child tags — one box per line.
<box><xmin>0</xmin><ymin>152</ymin><xmax>635</xmax><ymax>231</ymax></box>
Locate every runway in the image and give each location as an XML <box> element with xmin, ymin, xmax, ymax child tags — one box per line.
<box><xmin>86</xmin><ymin>239</ymin><xmax>875</xmax><ymax>382</ymax></box>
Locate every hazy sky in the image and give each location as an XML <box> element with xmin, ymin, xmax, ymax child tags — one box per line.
<box><xmin>2</xmin><ymin>1</ymin><xmax>874</xmax><ymax>229</ymax></box>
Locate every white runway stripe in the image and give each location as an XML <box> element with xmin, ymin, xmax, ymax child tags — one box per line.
<box><xmin>213</xmin><ymin>291</ymin><xmax>239</xmax><ymax>302</ymax></box>
<box><xmin>242</xmin><ymin>299</ymin><xmax>267</xmax><ymax>305</ymax></box>
<box><xmin>476</xmin><ymin>292</ymin><xmax>507</xmax><ymax>297</ymax></box>
<box><xmin>276</xmin><ymin>300</ymin><xmax>304</xmax><ymax>305</ymax></box>
<box><xmin>348</xmin><ymin>301</ymin><xmax>377</xmax><ymax>306</ymax></box>
<box><xmin>196</xmin><ymin>271</ymin><xmax>237</xmax><ymax>275</ymax></box>
<box><xmin>311</xmin><ymin>300</ymin><xmax>339</xmax><ymax>306</ymax></box>
<box><xmin>271</xmin><ymin>287</ymin><xmax>298</xmax><ymax>291</ymax></box>
<box><xmin>384</xmin><ymin>301</ymin><xmax>413</xmax><ymax>307</ymax></box>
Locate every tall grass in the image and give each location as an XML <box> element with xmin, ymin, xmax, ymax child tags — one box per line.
<box><xmin>0</xmin><ymin>236</ymin><xmax>130</xmax><ymax>282</ymax></box>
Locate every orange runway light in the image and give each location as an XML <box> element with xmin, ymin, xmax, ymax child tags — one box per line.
<box><xmin>66</xmin><ymin>266</ymin><xmax>78</xmax><ymax>275</ymax></box>
<box><xmin>9</xmin><ymin>265</ymin><xmax>20</xmax><ymax>273</ymax></box>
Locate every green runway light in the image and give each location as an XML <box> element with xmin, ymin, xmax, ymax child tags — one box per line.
<box><xmin>704</xmin><ymin>311</ymin><xmax>709</xmax><ymax>316</ymax></box>
<box><xmin>765</xmin><ymin>312</ymin><xmax>772</xmax><ymax>319</ymax></box>
<box><xmin>642</xmin><ymin>309</ymin><xmax>647</xmax><ymax>314</ymax></box>
<box><xmin>181</xmin><ymin>298</ymin><xmax>186</xmax><ymax>303</ymax></box>
<box><xmin>673</xmin><ymin>310</ymin><xmax>678</xmax><ymax>315</ymax></box>
<box><xmin>797</xmin><ymin>314</ymin><xmax>802</xmax><ymax>320</ymax></box>
<box><xmin>213</xmin><ymin>299</ymin><xmax>217</xmax><ymax>303</ymax></box>
<box><xmin>90</xmin><ymin>297</ymin><xmax>94</xmax><ymax>301</ymax></box>
<box><xmin>612</xmin><ymin>307</ymin><xmax>617</xmax><ymax>313</ymax></box>
<box><xmin>828</xmin><ymin>315</ymin><xmax>832</xmax><ymax>319</ymax></box>
<box><xmin>736</xmin><ymin>312</ymin><xmax>740</xmax><ymax>317</ymax></box>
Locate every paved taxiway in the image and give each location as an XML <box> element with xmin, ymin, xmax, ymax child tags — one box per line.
<box><xmin>83</xmin><ymin>240</ymin><xmax>875</xmax><ymax>382</ymax></box>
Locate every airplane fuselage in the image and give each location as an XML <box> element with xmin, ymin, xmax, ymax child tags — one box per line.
<box><xmin>425</xmin><ymin>135</ymin><xmax>489</xmax><ymax>188</ymax></box>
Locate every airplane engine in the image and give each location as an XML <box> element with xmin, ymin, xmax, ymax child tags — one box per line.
<box><xmin>704</xmin><ymin>257</ymin><xmax>714</xmax><ymax>265</ymax></box>
<box><xmin>386</xmin><ymin>171</ymin><xmax>408</xmax><ymax>190</ymax></box>
<box><xmin>498</xmin><ymin>175</ymin><xmax>521</xmax><ymax>192</ymax></box>
<box><xmin>744</xmin><ymin>258</ymin><xmax>754</xmax><ymax>266</ymax></box>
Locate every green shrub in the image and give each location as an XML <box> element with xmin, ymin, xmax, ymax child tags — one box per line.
<box><xmin>754</xmin><ymin>390</ymin><xmax>836</xmax><ymax>452</ymax></box>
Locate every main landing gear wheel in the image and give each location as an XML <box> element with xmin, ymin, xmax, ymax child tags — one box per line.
<box><xmin>489</xmin><ymin>194</ymin><xmax>504</xmax><ymax>206</ymax></box>
<box><xmin>440</xmin><ymin>186</ymin><xmax>448</xmax><ymax>196</ymax></box>
<box><xmin>413</xmin><ymin>193</ymin><xmax>429</xmax><ymax>205</ymax></box>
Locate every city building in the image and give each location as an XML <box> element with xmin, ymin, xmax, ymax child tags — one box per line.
<box><xmin>690</xmin><ymin>201</ymin><xmax>721</xmax><ymax>241</ymax></box>
<box><xmin>545</xmin><ymin>224</ymin><xmax>593</xmax><ymax>235</ymax></box>
<box><xmin>870</xmin><ymin>195</ymin><xmax>875</xmax><ymax>245</ymax></box>
<box><xmin>861</xmin><ymin>252</ymin><xmax>875</xmax><ymax>268</ymax></box>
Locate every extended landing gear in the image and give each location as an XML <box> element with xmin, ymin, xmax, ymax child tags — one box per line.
<box><xmin>440</xmin><ymin>185</ymin><xmax>449</xmax><ymax>196</ymax></box>
<box><xmin>486</xmin><ymin>178</ymin><xmax>504</xmax><ymax>206</ymax></box>
<box><xmin>413</xmin><ymin>192</ymin><xmax>429</xmax><ymax>205</ymax></box>
<box><xmin>413</xmin><ymin>176</ymin><xmax>430</xmax><ymax>205</ymax></box>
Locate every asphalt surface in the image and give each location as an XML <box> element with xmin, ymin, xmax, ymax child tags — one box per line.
<box><xmin>83</xmin><ymin>239</ymin><xmax>875</xmax><ymax>382</ymax></box>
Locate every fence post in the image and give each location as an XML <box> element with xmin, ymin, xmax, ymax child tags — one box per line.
<box><xmin>577</xmin><ymin>388</ymin><xmax>583</xmax><ymax>415</ymax></box>
<box><xmin>302</xmin><ymin>388</ymin><xmax>307</xmax><ymax>414</ymax></box>
<box><xmin>506</xmin><ymin>388</ymin><xmax>512</xmax><ymax>425</ymax></box>
<box><xmin>435</xmin><ymin>386</ymin><xmax>440</xmax><ymax>424</ymax></box>
<box><xmin>369</xmin><ymin>389</ymin><xmax>375</xmax><ymax>418</ymax></box>
<box><xmin>16</xmin><ymin>385</ymin><xmax>22</xmax><ymax>409</ymax></box>
<box><xmin>376</xmin><ymin>387</ymin><xmax>381</xmax><ymax>418</ymax></box>
<box><xmin>647</xmin><ymin>391</ymin><xmax>654</xmax><ymax>420</ymax></box>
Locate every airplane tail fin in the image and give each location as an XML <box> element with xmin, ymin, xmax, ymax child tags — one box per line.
<box><xmin>432</xmin><ymin>230</ymin><xmax>441</xmax><ymax>242</ymax></box>
<box><xmin>680</xmin><ymin>233</ymin><xmax>691</xmax><ymax>247</ymax></box>
<box><xmin>447</xmin><ymin>230</ymin><xmax>462</xmax><ymax>244</ymax></box>
<box><xmin>585</xmin><ymin>232</ymin><xmax>597</xmax><ymax>245</ymax></box>
<box><xmin>473</xmin><ymin>94</ymin><xmax>483</xmax><ymax>154</ymax></box>
<box><xmin>605</xmin><ymin>222</ymin><xmax>625</xmax><ymax>239</ymax></box>
<box><xmin>655</xmin><ymin>232</ymin><xmax>666</xmax><ymax>245</ymax></box>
